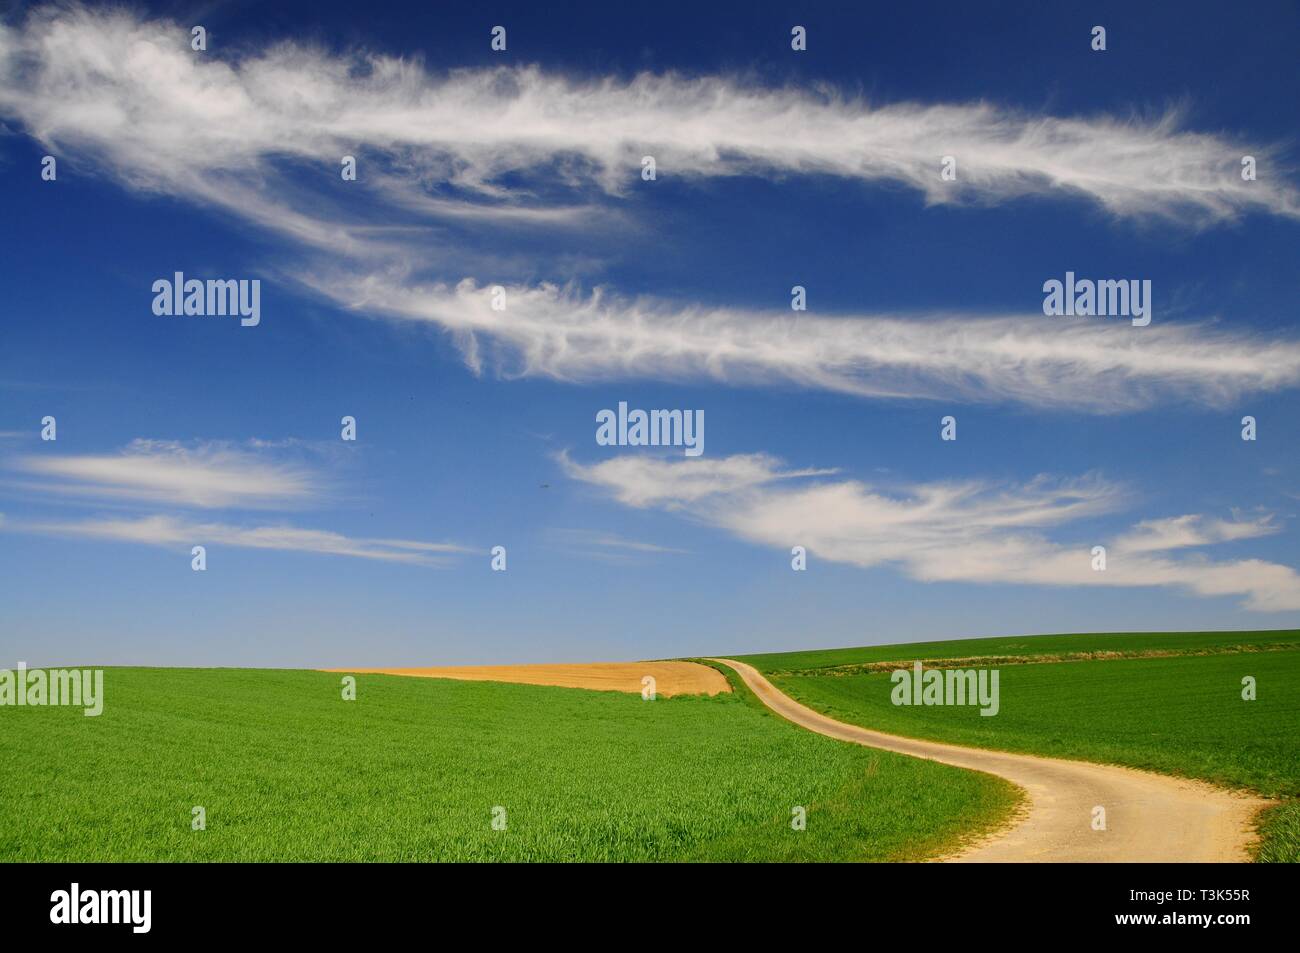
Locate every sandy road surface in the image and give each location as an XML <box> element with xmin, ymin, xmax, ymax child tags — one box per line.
<box><xmin>712</xmin><ymin>658</ymin><xmax>1268</xmax><ymax>862</ymax></box>
<box><xmin>326</xmin><ymin>661</ymin><xmax>730</xmax><ymax>697</ymax></box>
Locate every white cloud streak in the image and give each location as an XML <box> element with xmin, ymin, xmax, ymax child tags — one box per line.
<box><xmin>1114</xmin><ymin>513</ymin><xmax>1279</xmax><ymax>554</ymax></box>
<box><xmin>1</xmin><ymin>6</ymin><xmax>1294</xmax><ymax>223</ymax></box>
<box><xmin>16</xmin><ymin>513</ymin><xmax>470</xmax><ymax>565</ymax></box>
<box><xmin>545</xmin><ymin>527</ymin><xmax>689</xmax><ymax>564</ymax></box>
<box><xmin>2</xmin><ymin>5</ymin><xmax>1298</xmax><ymax>410</ymax></box>
<box><xmin>3</xmin><ymin>438</ymin><xmax>470</xmax><ymax>565</ymax></box>
<box><xmin>548</xmin><ymin>528</ymin><xmax>688</xmax><ymax>555</ymax></box>
<box><xmin>562</xmin><ymin>453</ymin><xmax>1300</xmax><ymax>611</ymax></box>
<box><xmin>326</xmin><ymin>277</ymin><xmax>1300</xmax><ymax>410</ymax></box>
<box><xmin>12</xmin><ymin>439</ymin><xmax>321</xmax><ymax>509</ymax></box>
<box><xmin>557</xmin><ymin>451</ymin><xmax>836</xmax><ymax>507</ymax></box>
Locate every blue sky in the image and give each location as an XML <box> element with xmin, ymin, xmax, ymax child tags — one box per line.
<box><xmin>1</xmin><ymin>0</ymin><xmax>1298</xmax><ymax>666</ymax></box>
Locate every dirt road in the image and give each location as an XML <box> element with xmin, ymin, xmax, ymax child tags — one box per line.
<box><xmin>711</xmin><ymin>658</ymin><xmax>1267</xmax><ymax>862</ymax></box>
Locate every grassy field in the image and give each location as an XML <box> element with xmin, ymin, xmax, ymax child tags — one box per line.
<box><xmin>740</xmin><ymin>629</ymin><xmax>1299</xmax><ymax>673</ymax></box>
<box><xmin>738</xmin><ymin>630</ymin><xmax>1300</xmax><ymax>862</ymax></box>
<box><xmin>0</xmin><ymin>666</ymin><xmax>1018</xmax><ymax>862</ymax></box>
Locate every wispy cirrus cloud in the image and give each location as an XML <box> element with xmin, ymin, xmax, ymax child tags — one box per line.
<box><xmin>2</xmin><ymin>437</ymin><xmax>471</xmax><ymax>565</ymax></box>
<box><xmin>329</xmin><ymin>278</ymin><xmax>1300</xmax><ymax>411</ymax></box>
<box><xmin>1114</xmin><ymin>513</ymin><xmax>1280</xmax><ymax>554</ymax></box>
<box><xmin>3</xmin><ymin>4</ymin><xmax>1300</xmax><ymax>415</ymax></box>
<box><xmin>546</xmin><ymin>528</ymin><xmax>689</xmax><ymax>564</ymax></box>
<box><xmin>557</xmin><ymin>451</ymin><xmax>836</xmax><ymax>507</ymax></box>
<box><xmin>16</xmin><ymin>513</ymin><xmax>471</xmax><ymax>565</ymax></box>
<box><xmin>562</xmin><ymin>452</ymin><xmax>1300</xmax><ymax>612</ymax></box>
<box><xmin>1</xmin><ymin>6</ymin><xmax>1294</xmax><ymax>224</ymax></box>
<box><xmin>10</xmin><ymin>439</ymin><xmax>323</xmax><ymax>509</ymax></box>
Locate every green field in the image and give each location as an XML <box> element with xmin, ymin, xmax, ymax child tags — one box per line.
<box><xmin>739</xmin><ymin>628</ymin><xmax>1299</xmax><ymax>673</ymax></box>
<box><xmin>738</xmin><ymin>630</ymin><xmax>1300</xmax><ymax>862</ymax></box>
<box><xmin>0</xmin><ymin>666</ymin><xmax>1017</xmax><ymax>862</ymax></box>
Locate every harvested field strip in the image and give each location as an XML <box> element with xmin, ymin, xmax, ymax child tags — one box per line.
<box><xmin>324</xmin><ymin>661</ymin><xmax>730</xmax><ymax>697</ymax></box>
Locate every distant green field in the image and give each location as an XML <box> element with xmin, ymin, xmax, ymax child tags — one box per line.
<box><xmin>0</xmin><ymin>667</ymin><xmax>1017</xmax><ymax>862</ymax></box>
<box><xmin>740</xmin><ymin>629</ymin><xmax>1299</xmax><ymax>673</ymax></box>
<box><xmin>738</xmin><ymin>631</ymin><xmax>1300</xmax><ymax>862</ymax></box>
